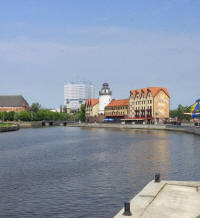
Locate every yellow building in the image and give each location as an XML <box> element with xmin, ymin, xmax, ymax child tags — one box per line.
<box><xmin>85</xmin><ymin>99</ymin><xmax>99</xmax><ymax>122</ymax></box>
<box><xmin>104</xmin><ymin>99</ymin><xmax>129</xmax><ymax>121</ymax></box>
<box><xmin>127</xmin><ymin>87</ymin><xmax>170</xmax><ymax>124</ymax></box>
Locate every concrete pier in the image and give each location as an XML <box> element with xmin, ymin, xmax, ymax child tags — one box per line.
<box><xmin>114</xmin><ymin>180</ymin><xmax>200</xmax><ymax>218</ymax></box>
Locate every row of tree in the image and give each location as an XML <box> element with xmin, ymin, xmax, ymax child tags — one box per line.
<box><xmin>0</xmin><ymin>102</ymin><xmax>192</xmax><ymax>122</ymax></box>
<box><xmin>0</xmin><ymin>103</ymin><xmax>86</xmax><ymax>122</ymax></box>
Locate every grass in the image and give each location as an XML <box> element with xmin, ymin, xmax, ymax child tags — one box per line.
<box><xmin>0</xmin><ymin>123</ymin><xmax>13</xmax><ymax>127</ymax></box>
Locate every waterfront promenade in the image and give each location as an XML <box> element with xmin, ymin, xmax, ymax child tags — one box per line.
<box><xmin>67</xmin><ymin>123</ymin><xmax>200</xmax><ymax>136</ymax></box>
<box><xmin>114</xmin><ymin>179</ymin><xmax>200</xmax><ymax>218</ymax></box>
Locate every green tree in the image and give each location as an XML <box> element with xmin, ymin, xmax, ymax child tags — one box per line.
<box><xmin>79</xmin><ymin>104</ymin><xmax>86</xmax><ymax>121</ymax></box>
<box><xmin>170</xmin><ymin>104</ymin><xmax>191</xmax><ymax>121</ymax></box>
<box><xmin>30</xmin><ymin>102</ymin><xmax>41</xmax><ymax>113</ymax></box>
<box><xmin>71</xmin><ymin>104</ymin><xmax>86</xmax><ymax>122</ymax></box>
<box><xmin>16</xmin><ymin>111</ymin><xmax>32</xmax><ymax>121</ymax></box>
<box><xmin>7</xmin><ymin>111</ymin><xmax>15</xmax><ymax>121</ymax></box>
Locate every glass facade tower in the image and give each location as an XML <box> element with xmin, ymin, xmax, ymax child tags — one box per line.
<box><xmin>64</xmin><ymin>82</ymin><xmax>95</xmax><ymax>111</ymax></box>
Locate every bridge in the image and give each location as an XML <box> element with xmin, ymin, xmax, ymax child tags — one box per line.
<box><xmin>41</xmin><ymin>120</ymin><xmax>67</xmax><ymax>127</ymax></box>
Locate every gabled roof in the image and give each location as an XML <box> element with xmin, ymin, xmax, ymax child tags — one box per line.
<box><xmin>0</xmin><ymin>95</ymin><xmax>29</xmax><ymax>107</ymax></box>
<box><xmin>130</xmin><ymin>87</ymin><xmax>170</xmax><ymax>98</ymax></box>
<box><xmin>136</xmin><ymin>89</ymin><xmax>142</xmax><ymax>97</ymax></box>
<box><xmin>105</xmin><ymin>99</ymin><xmax>129</xmax><ymax>108</ymax></box>
<box><xmin>85</xmin><ymin>98</ymin><xmax>99</xmax><ymax>107</ymax></box>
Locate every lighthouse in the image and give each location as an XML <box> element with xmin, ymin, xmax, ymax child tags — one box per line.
<box><xmin>98</xmin><ymin>83</ymin><xmax>112</xmax><ymax>114</ymax></box>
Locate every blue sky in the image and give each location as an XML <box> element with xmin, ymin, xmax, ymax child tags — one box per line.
<box><xmin>0</xmin><ymin>0</ymin><xmax>200</xmax><ymax>108</ymax></box>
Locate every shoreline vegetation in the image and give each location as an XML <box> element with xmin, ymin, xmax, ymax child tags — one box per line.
<box><xmin>0</xmin><ymin>104</ymin><xmax>85</xmax><ymax>123</ymax></box>
<box><xmin>0</xmin><ymin>123</ymin><xmax>20</xmax><ymax>132</ymax></box>
<box><xmin>0</xmin><ymin>123</ymin><xmax>13</xmax><ymax>127</ymax></box>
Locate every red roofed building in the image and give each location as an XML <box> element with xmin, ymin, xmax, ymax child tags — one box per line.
<box><xmin>128</xmin><ymin>87</ymin><xmax>170</xmax><ymax>124</ymax></box>
<box><xmin>104</xmin><ymin>99</ymin><xmax>129</xmax><ymax>121</ymax></box>
<box><xmin>0</xmin><ymin>95</ymin><xmax>29</xmax><ymax>112</ymax></box>
<box><xmin>85</xmin><ymin>98</ymin><xmax>99</xmax><ymax>122</ymax></box>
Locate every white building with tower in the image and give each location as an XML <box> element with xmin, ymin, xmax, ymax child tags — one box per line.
<box><xmin>64</xmin><ymin>82</ymin><xmax>95</xmax><ymax>111</ymax></box>
<box><xmin>98</xmin><ymin>83</ymin><xmax>112</xmax><ymax>114</ymax></box>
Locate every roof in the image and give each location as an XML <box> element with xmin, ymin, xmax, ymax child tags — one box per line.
<box><xmin>130</xmin><ymin>87</ymin><xmax>170</xmax><ymax>98</ymax></box>
<box><xmin>0</xmin><ymin>95</ymin><xmax>29</xmax><ymax>107</ymax></box>
<box><xmin>85</xmin><ymin>98</ymin><xmax>99</xmax><ymax>107</ymax></box>
<box><xmin>105</xmin><ymin>99</ymin><xmax>129</xmax><ymax>108</ymax></box>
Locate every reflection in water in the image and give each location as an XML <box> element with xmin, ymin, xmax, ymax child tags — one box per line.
<box><xmin>0</xmin><ymin>127</ymin><xmax>200</xmax><ymax>218</ymax></box>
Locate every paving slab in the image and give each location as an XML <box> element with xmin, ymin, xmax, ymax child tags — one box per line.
<box><xmin>114</xmin><ymin>181</ymin><xmax>200</xmax><ymax>218</ymax></box>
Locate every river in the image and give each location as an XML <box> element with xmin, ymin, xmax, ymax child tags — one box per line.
<box><xmin>0</xmin><ymin>127</ymin><xmax>200</xmax><ymax>218</ymax></box>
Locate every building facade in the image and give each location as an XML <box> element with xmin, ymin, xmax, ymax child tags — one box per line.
<box><xmin>85</xmin><ymin>99</ymin><xmax>99</xmax><ymax>122</ymax></box>
<box><xmin>64</xmin><ymin>82</ymin><xmax>95</xmax><ymax>112</ymax></box>
<box><xmin>0</xmin><ymin>95</ymin><xmax>29</xmax><ymax>112</ymax></box>
<box><xmin>128</xmin><ymin>87</ymin><xmax>170</xmax><ymax>123</ymax></box>
<box><xmin>104</xmin><ymin>99</ymin><xmax>129</xmax><ymax>121</ymax></box>
<box><xmin>98</xmin><ymin>83</ymin><xmax>112</xmax><ymax>114</ymax></box>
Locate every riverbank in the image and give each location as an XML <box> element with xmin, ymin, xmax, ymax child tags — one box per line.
<box><xmin>0</xmin><ymin>123</ymin><xmax>20</xmax><ymax>132</ymax></box>
<box><xmin>67</xmin><ymin>123</ymin><xmax>200</xmax><ymax>136</ymax></box>
<box><xmin>11</xmin><ymin>121</ymin><xmax>67</xmax><ymax>128</ymax></box>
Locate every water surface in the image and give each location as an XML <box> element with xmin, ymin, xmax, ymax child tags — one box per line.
<box><xmin>0</xmin><ymin>127</ymin><xmax>200</xmax><ymax>217</ymax></box>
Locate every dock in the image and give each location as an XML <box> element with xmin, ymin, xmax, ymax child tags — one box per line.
<box><xmin>114</xmin><ymin>175</ymin><xmax>200</xmax><ymax>218</ymax></box>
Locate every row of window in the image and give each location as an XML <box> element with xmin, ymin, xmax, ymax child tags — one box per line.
<box><xmin>133</xmin><ymin>92</ymin><xmax>152</xmax><ymax>98</ymax></box>
<box><xmin>132</xmin><ymin>100</ymin><xmax>152</xmax><ymax>105</ymax></box>
<box><xmin>106</xmin><ymin>106</ymin><xmax>127</xmax><ymax>110</ymax></box>
<box><xmin>105</xmin><ymin>111</ymin><xmax>125</xmax><ymax>115</ymax></box>
<box><xmin>132</xmin><ymin>106</ymin><xmax>152</xmax><ymax>110</ymax></box>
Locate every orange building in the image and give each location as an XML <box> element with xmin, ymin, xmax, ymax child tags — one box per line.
<box><xmin>104</xmin><ymin>99</ymin><xmax>129</xmax><ymax>121</ymax></box>
<box><xmin>127</xmin><ymin>87</ymin><xmax>170</xmax><ymax>124</ymax></box>
<box><xmin>0</xmin><ymin>95</ymin><xmax>29</xmax><ymax>112</ymax></box>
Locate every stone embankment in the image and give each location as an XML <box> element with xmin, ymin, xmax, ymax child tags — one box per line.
<box><xmin>12</xmin><ymin>121</ymin><xmax>67</xmax><ymax>128</ymax></box>
<box><xmin>67</xmin><ymin>123</ymin><xmax>200</xmax><ymax>136</ymax></box>
<box><xmin>0</xmin><ymin>125</ymin><xmax>20</xmax><ymax>132</ymax></box>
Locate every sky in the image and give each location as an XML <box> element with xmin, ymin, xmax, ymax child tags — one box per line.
<box><xmin>0</xmin><ymin>0</ymin><xmax>200</xmax><ymax>109</ymax></box>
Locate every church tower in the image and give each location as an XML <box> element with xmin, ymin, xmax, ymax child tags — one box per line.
<box><xmin>98</xmin><ymin>83</ymin><xmax>112</xmax><ymax>114</ymax></box>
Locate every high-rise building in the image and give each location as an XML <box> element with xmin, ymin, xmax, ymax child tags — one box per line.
<box><xmin>64</xmin><ymin>82</ymin><xmax>95</xmax><ymax>111</ymax></box>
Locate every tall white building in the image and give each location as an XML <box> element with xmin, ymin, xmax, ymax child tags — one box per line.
<box><xmin>98</xmin><ymin>83</ymin><xmax>112</xmax><ymax>114</ymax></box>
<box><xmin>64</xmin><ymin>82</ymin><xmax>95</xmax><ymax>111</ymax></box>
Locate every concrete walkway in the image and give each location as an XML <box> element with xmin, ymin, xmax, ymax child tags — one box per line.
<box><xmin>114</xmin><ymin>180</ymin><xmax>200</xmax><ymax>218</ymax></box>
<box><xmin>67</xmin><ymin>123</ymin><xmax>200</xmax><ymax>136</ymax></box>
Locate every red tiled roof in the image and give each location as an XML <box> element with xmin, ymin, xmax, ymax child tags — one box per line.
<box><xmin>85</xmin><ymin>98</ymin><xmax>99</xmax><ymax>107</ymax></box>
<box><xmin>136</xmin><ymin>89</ymin><xmax>142</xmax><ymax>97</ymax></box>
<box><xmin>142</xmin><ymin>88</ymin><xmax>148</xmax><ymax>96</ymax></box>
<box><xmin>130</xmin><ymin>87</ymin><xmax>170</xmax><ymax>98</ymax></box>
<box><xmin>105</xmin><ymin>99</ymin><xmax>129</xmax><ymax>108</ymax></box>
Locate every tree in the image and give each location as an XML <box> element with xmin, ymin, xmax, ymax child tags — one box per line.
<box><xmin>60</xmin><ymin>105</ymin><xmax>63</xmax><ymax>113</ymax></box>
<box><xmin>7</xmin><ymin>111</ymin><xmax>15</xmax><ymax>121</ymax></box>
<box><xmin>30</xmin><ymin>102</ymin><xmax>41</xmax><ymax>113</ymax></box>
<box><xmin>79</xmin><ymin>104</ymin><xmax>86</xmax><ymax>121</ymax></box>
<box><xmin>170</xmin><ymin>104</ymin><xmax>191</xmax><ymax>121</ymax></box>
<box><xmin>71</xmin><ymin>104</ymin><xmax>86</xmax><ymax>122</ymax></box>
<box><xmin>15</xmin><ymin>111</ymin><xmax>32</xmax><ymax>121</ymax></box>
